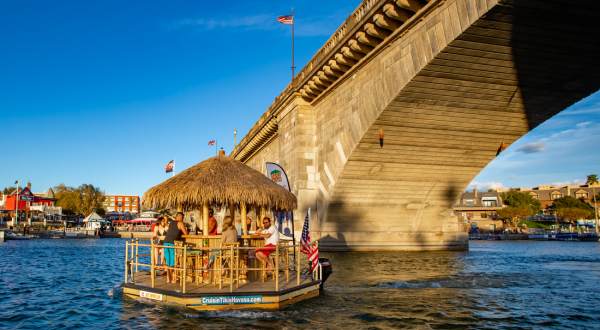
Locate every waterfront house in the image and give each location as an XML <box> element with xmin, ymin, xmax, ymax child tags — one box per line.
<box><xmin>454</xmin><ymin>189</ymin><xmax>505</xmax><ymax>233</ymax></box>
<box><xmin>1</xmin><ymin>183</ymin><xmax>61</xmax><ymax>226</ymax></box>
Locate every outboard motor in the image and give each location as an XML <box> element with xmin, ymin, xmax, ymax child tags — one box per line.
<box><xmin>318</xmin><ymin>258</ymin><xmax>332</xmax><ymax>290</ymax></box>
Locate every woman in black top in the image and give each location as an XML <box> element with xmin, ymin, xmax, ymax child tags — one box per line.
<box><xmin>163</xmin><ymin>212</ymin><xmax>188</xmax><ymax>284</ymax></box>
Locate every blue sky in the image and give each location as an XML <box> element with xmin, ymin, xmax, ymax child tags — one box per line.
<box><xmin>1</xmin><ymin>0</ymin><xmax>599</xmax><ymax>196</ymax></box>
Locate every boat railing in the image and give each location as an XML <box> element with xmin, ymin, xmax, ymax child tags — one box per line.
<box><xmin>124</xmin><ymin>239</ymin><xmax>320</xmax><ymax>294</ymax></box>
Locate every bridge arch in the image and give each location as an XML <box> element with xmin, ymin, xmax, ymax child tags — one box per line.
<box><xmin>233</xmin><ymin>0</ymin><xmax>600</xmax><ymax>250</ymax></box>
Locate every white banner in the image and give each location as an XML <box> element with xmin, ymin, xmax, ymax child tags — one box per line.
<box><xmin>266</xmin><ymin>162</ymin><xmax>293</xmax><ymax>237</ymax></box>
<box><xmin>265</xmin><ymin>162</ymin><xmax>290</xmax><ymax>191</ymax></box>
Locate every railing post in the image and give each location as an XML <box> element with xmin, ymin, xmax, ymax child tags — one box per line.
<box><xmin>218</xmin><ymin>247</ymin><xmax>222</xmax><ymax>290</ymax></box>
<box><xmin>285</xmin><ymin>245</ymin><xmax>289</xmax><ymax>282</ymax></box>
<box><xmin>135</xmin><ymin>239</ymin><xmax>139</xmax><ymax>273</ymax></box>
<box><xmin>296</xmin><ymin>244</ymin><xmax>300</xmax><ymax>285</ymax></box>
<box><xmin>124</xmin><ymin>240</ymin><xmax>129</xmax><ymax>284</ymax></box>
<box><xmin>275</xmin><ymin>244</ymin><xmax>279</xmax><ymax>291</ymax></box>
<box><xmin>182</xmin><ymin>244</ymin><xmax>187</xmax><ymax>294</ymax></box>
<box><xmin>230</xmin><ymin>245</ymin><xmax>234</xmax><ymax>292</ymax></box>
<box><xmin>150</xmin><ymin>240</ymin><xmax>155</xmax><ymax>288</ymax></box>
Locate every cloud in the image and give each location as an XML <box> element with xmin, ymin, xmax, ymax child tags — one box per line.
<box><xmin>169</xmin><ymin>11</ymin><xmax>348</xmax><ymax>37</ymax></box>
<box><xmin>550</xmin><ymin>179</ymin><xmax>585</xmax><ymax>187</ymax></box>
<box><xmin>516</xmin><ymin>141</ymin><xmax>545</xmax><ymax>154</ymax></box>
<box><xmin>468</xmin><ymin>181</ymin><xmax>507</xmax><ymax>191</ymax></box>
<box><xmin>576</xmin><ymin>121</ymin><xmax>592</xmax><ymax>128</ymax></box>
<box><xmin>170</xmin><ymin>14</ymin><xmax>274</xmax><ymax>31</ymax></box>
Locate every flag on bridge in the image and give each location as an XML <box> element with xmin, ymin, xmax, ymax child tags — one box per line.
<box><xmin>208</xmin><ymin>140</ymin><xmax>216</xmax><ymax>146</ymax></box>
<box><xmin>301</xmin><ymin>208</ymin><xmax>319</xmax><ymax>272</ymax></box>
<box><xmin>165</xmin><ymin>160</ymin><xmax>174</xmax><ymax>173</ymax></box>
<box><xmin>277</xmin><ymin>15</ymin><xmax>294</xmax><ymax>25</ymax></box>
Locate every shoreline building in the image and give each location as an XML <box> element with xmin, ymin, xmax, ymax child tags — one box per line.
<box><xmin>454</xmin><ymin>189</ymin><xmax>504</xmax><ymax>233</ymax></box>
<box><xmin>0</xmin><ymin>183</ymin><xmax>62</xmax><ymax>226</ymax></box>
<box><xmin>512</xmin><ymin>184</ymin><xmax>600</xmax><ymax>211</ymax></box>
<box><xmin>102</xmin><ymin>195</ymin><xmax>140</xmax><ymax>214</ymax></box>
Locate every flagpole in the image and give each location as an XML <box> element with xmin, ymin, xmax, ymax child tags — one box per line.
<box><xmin>291</xmin><ymin>9</ymin><xmax>295</xmax><ymax>83</ymax></box>
<box><xmin>15</xmin><ymin>180</ymin><xmax>19</xmax><ymax>226</ymax></box>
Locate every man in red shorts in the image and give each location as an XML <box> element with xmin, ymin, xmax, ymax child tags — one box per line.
<box><xmin>255</xmin><ymin>217</ymin><xmax>279</xmax><ymax>276</ymax></box>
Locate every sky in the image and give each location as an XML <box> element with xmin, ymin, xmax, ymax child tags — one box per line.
<box><xmin>1</xmin><ymin>0</ymin><xmax>599</xmax><ymax>196</ymax></box>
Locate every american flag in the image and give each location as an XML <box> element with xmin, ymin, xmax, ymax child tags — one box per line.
<box><xmin>165</xmin><ymin>160</ymin><xmax>174</xmax><ymax>173</ymax></box>
<box><xmin>300</xmin><ymin>209</ymin><xmax>319</xmax><ymax>272</ymax></box>
<box><xmin>277</xmin><ymin>15</ymin><xmax>294</xmax><ymax>25</ymax></box>
<box><xmin>208</xmin><ymin>140</ymin><xmax>216</xmax><ymax>146</ymax></box>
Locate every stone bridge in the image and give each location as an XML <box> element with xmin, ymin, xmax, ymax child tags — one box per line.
<box><xmin>231</xmin><ymin>0</ymin><xmax>600</xmax><ymax>251</ymax></box>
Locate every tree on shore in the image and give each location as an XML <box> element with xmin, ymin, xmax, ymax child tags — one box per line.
<box><xmin>2</xmin><ymin>187</ymin><xmax>17</xmax><ymax>195</ymax></box>
<box><xmin>550</xmin><ymin>196</ymin><xmax>594</xmax><ymax>223</ymax></box>
<box><xmin>497</xmin><ymin>191</ymin><xmax>541</xmax><ymax>228</ymax></box>
<box><xmin>54</xmin><ymin>184</ymin><xmax>106</xmax><ymax>216</ymax></box>
<box><xmin>586</xmin><ymin>174</ymin><xmax>599</xmax><ymax>233</ymax></box>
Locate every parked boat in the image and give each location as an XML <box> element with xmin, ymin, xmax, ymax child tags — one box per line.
<box><xmin>5</xmin><ymin>231</ymin><xmax>37</xmax><ymax>240</ymax></box>
<box><xmin>528</xmin><ymin>233</ymin><xmax>549</xmax><ymax>240</ymax></box>
<box><xmin>578</xmin><ymin>233</ymin><xmax>599</xmax><ymax>242</ymax></box>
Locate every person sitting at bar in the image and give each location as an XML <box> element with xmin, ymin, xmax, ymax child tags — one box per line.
<box><xmin>208</xmin><ymin>216</ymin><xmax>237</xmax><ymax>269</ymax></box>
<box><xmin>255</xmin><ymin>217</ymin><xmax>279</xmax><ymax>276</ymax></box>
<box><xmin>163</xmin><ymin>212</ymin><xmax>188</xmax><ymax>284</ymax></box>
<box><xmin>221</xmin><ymin>216</ymin><xmax>238</xmax><ymax>245</ymax></box>
<box><xmin>208</xmin><ymin>209</ymin><xmax>218</xmax><ymax>235</ymax></box>
<box><xmin>245</xmin><ymin>215</ymin><xmax>253</xmax><ymax>233</ymax></box>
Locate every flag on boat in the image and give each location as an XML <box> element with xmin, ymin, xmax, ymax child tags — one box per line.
<box><xmin>301</xmin><ymin>208</ymin><xmax>319</xmax><ymax>272</ymax></box>
<box><xmin>208</xmin><ymin>139</ymin><xmax>216</xmax><ymax>146</ymax></box>
<box><xmin>164</xmin><ymin>160</ymin><xmax>174</xmax><ymax>173</ymax></box>
<box><xmin>277</xmin><ymin>15</ymin><xmax>294</xmax><ymax>25</ymax></box>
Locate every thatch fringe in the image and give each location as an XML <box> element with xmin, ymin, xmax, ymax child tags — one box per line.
<box><xmin>143</xmin><ymin>154</ymin><xmax>297</xmax><ymax>211</ymax></box>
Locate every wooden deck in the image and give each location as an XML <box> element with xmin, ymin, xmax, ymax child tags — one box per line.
<box><xmin>128</xmin><ymin>271</ymin><xmax>317</xmax><ymax>295</ymax></box>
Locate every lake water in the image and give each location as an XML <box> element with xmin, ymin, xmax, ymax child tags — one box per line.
<box><xmin>1</xmin><ymin>239</ymin><xmax>600</xmax><ymax>329</ymax></box>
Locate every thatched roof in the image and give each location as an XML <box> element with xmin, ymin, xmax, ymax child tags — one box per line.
<box><xmin>143</xmin><ymin>153</ymin><xmax>297</xmax><ymax>211</ymax></box>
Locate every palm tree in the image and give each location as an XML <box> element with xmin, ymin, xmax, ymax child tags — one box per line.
<box><xmin>586</xmin><ymin>174</ymin><xmax>599</xmax><ymax>234</ymax></box>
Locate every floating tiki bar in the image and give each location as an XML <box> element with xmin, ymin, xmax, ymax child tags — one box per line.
<box><xmin>122</xmin><ymin>151</ymin><xmax>331</xmax><ymax>311</ymax></box>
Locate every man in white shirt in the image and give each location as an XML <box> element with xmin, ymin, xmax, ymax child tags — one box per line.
<box><xmin>255</xmin><ymin>217</ymin><xmax>279</xmax><ymax>276</ymax></box>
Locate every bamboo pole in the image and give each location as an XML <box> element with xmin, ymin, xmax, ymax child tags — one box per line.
<box><xmin>202</xmin><ymin>202</ymin><xmax>209</xmax><ymax>235</ymax></box>
<box><xmin>124</xmin><ymin>241</ymin><xmax>129</xmax><ymax>284</ymax></box>
<box><xmin>253</xmin><ymin>206</ymin><xmax>260</xmax><ymax>231</ymax></box>
<box><xmin>259</xmin><ymin>207</ymin><xmax>266</xmax><ymax>229</ymax></box>
<box><xmin>275</xmin><ymin>244</ymin><xmax>279</xmax><ymax>291</ymax></box>
<box><xmin>182</xmin><ymin>245</ymin><xmax>187</xmax><ymax>293</ymax></box>
<box><xmin>218</xmin><ymin>247</ymin><xmax>222</xmax><ymax>290</ymax></box>
<box><xmin>230</xmin><ymin>245</ymin><xmax>234</xmax><ymax>292</ymax></box>
<box><xmin>285</xmin><ymin>245</ymin><xmax>289</xmax><ymax>282</ymax></box>
<box><xmin>150</xmin><ymin>241</ymin><xmax>155</xmax><ymax>288</ymax></box>
<box><xmin>241</xmin><ymin>202</ymin><xmax>248</xmax><ymax>236</ymax></box>
<box><xmin>229</xmin><ymin>203</ymin><xmax>235</xmax><ymax>224</ymax></box>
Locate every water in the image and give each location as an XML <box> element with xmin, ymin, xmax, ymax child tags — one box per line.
<box><xmin>1</xmin><ymin>239</ymin><xmax>600</xmax><ymax>329</ymax></box>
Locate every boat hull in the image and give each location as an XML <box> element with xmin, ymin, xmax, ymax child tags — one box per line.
<box><xmin>122</xmin><ymin>281</ymin><xmax>321</xmax><ymax>311</ymax></box>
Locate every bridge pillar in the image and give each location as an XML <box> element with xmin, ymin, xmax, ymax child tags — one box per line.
<box><xmin>276</xmin><ymin>94</ymin><xmax>319</xmax><ymax>229</ymax></box>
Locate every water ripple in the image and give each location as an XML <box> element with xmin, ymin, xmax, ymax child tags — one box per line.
<box><xmin>2</xmin><ymin>240</ymin><xmax>600</xmax><ymax>329</ymax></box>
